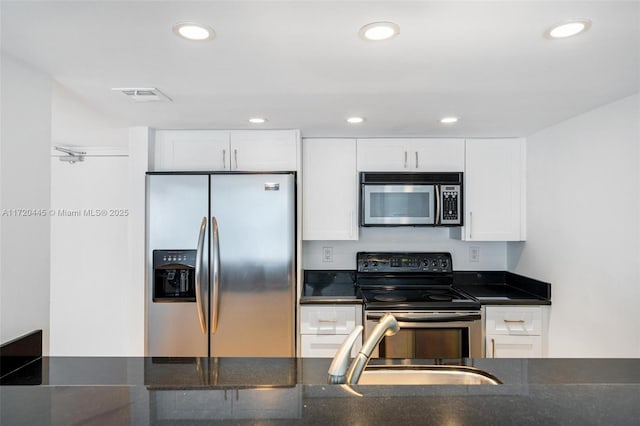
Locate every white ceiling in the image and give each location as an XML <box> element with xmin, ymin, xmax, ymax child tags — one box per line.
<box><xmin>1</xmin><ymin>1</ymin><xmax>638</xmax><ymax>137</ymax></box>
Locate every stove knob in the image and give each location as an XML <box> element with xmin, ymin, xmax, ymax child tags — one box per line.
<box><xmin>372</xmin><ymin>262</ymin><xmax>378</xmax><ymax>267</ymax></box>
<box><xmin>363</xmin><ymin>262</ymin><xmax>368</xmax><ymax>268</ymax></box>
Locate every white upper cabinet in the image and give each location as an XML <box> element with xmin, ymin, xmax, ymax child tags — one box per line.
<box><xmin>356</xmin><ymin>139</ymin><xmax>409</xmax><ymax>171</ymax></box>
<box><xmin>152</xmin><ymin>129</ymin><xmax>299</xmax><ymax>171</ymax></box>
<box><xmin>456</xmin><ymin>138</ymin><xmax>526</xmax><ymax>241</ymax></box>
<box><xmin>230</xmin><ymin>130</ymin><xmax>299</xmax><ymax>171</ymax></box>
<box><xmin>412</xmin><ymin>139</ymin><xmax>465</xmax><ymax>171</ymax></box>
<box><xmin>357</xmin><ymin>138</ymin><xmax>464</xmax><ymax>172</ymax></box>
<box><xmin>302</xmin><ymin>138</ymin><xmax>358</xmax><ymax>240</ymax></box>
<box><xmin>154</xmin><ymin>130</ymin><xmax>230</xmax><ymax>171</ymax></box>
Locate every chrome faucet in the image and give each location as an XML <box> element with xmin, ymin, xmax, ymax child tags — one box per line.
<box><xmin>327</xmin><ymin>313</ymin><xmax>400</xmax><ymax>385</ymax></box>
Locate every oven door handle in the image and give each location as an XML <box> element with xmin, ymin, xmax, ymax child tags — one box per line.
<box><xmin>367</xmin><ymin>312</ymin><xmax>482</xmax><ymax>323</ymax></box>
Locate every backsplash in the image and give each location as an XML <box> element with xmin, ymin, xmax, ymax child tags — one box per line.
<box><xmin>303</xmin><ymin>227</ymin><xmax>507</xmax><ymax>270</ymax></box>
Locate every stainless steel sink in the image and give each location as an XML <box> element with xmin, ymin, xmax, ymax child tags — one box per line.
<box><xmin>357</xmin><ymin>365</ymin><xmax>502</xmax><ymax>385</ymax></box>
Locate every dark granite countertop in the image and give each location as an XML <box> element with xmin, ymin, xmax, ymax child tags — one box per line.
<box><xmin>454</xmin><ymin>271</ymin><xmax>551</xmax><ymax>305</ymax></box>
<box><xmin>302</xmin><ymin>270</ymin><xmax>551</xmax><ymax>306</ymax></box>
<box><xmin>301</xmin><ymin>270</ymin><xmax>362</xmax><ymax>304</ymax></box>
<box><xmin>1</xmin><ymin>357</ymin><xmax>639</xmax><ymax>425</ymax></box>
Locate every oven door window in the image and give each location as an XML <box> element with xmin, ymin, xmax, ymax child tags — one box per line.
<box><xmin>363</xmin><ymin>185</ymin><xmax>435</xmax><ymax>225</ymax></box>
<box><xmin>379</xmin><ymin>328</ymin><xmax>469</xmax><ymax>359</ymax></box>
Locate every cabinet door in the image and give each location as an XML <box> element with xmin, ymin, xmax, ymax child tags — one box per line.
<box><xmin>463</xmin><ymin>138</ymin><xmax>525</xmax><ymax>241</ymax></box>
<box><xmin>230</xmin><ymin>130</ymin><xmax>298</xmax><ymax>171</ymax></box>
<box><xmin>303</xmin><ymin>139</ymin><xmax>358</xmax><ymax>240</ymax></box>
<box><xmin>486</xmin><ymin>335</ymin><xmax>542</xmax><ymax>358</ymax></box>
<box><xmin>356</xmin><ymin>138</ymin><xmax>411</xmax><ymax>171</ymax></box>
<box><xmin>412</xmin><ymin>139</ymin><xmax>465</xmax><ymax>171</ymax></box>
<box><xmin>154</xmin><ymin>130</ymin><xmax>230</xmax><ymax>171</ymax></box>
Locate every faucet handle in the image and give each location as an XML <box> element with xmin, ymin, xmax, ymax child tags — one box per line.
<box><xmin>327</xmin><ymin>325</ymin><xmax>363</xmax><ymax>384</ymax></box>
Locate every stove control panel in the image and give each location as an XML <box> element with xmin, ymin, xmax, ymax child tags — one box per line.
<box><xmin>357</xmin><ymin>252</ymin><xmax>453</xmax><ymax>273</ymax></box>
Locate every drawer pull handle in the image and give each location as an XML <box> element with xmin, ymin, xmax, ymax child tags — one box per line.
<box><xmin>318</xmin><ymin>319</ymin><xmax>338</xmax><ymax>323</ymax></box>
<box><xmin>503</xmin><ymin>319</ymin><xmax>526</xmax><ymax>323</ymax></box>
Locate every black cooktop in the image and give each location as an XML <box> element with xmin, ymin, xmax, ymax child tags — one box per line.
<box><xmin>360</xmin><ymin>286</ymin><xmax>480</xmax><ymax>310</ymax></box>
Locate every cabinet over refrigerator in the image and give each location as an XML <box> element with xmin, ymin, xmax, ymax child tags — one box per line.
<box><xmin>146</xmin><ymin>172</ymin><xmax>296</xmax><ymax>357</ymax></box>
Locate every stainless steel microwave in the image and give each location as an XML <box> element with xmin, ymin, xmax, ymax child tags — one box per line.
<box><xmin>360</xmin><ymin>172</ymin><xmax>463</xmax><ymax>226</ymax></box>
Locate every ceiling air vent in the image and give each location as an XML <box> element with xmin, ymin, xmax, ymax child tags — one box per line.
<box><xmin>111</xmin><ymin>87</ymin><xmax>172</xmax><ymax>103</ymax></box>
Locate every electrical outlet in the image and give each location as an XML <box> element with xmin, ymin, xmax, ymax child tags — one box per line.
<box><xmin>322</xmin><ymin>247</ymin><xmax>334</xmax><ymax>262</ymax></box>
<box><xmin>469</xmin><ymin>246</ymin><xmax>480</xmax><ymax>263</ymax></box>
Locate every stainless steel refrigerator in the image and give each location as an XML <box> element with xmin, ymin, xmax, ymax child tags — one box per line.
<box><xmin>146</xmin><ymin>172</ymin><xmax>295</xmax><ymax>357</ymax></box>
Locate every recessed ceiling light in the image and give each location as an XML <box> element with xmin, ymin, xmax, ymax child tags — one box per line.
<box><xmin>440</xmin><ymin>116</ymin><xmax>459</xmax><ymax>124</ymax></box>
<box><xmin>545</xmin><ymin>19</ymin><xmax>592</xmax><ymax>39</ymax></box>
<box><xmin>346</xmin><ymin>117</ymin><xmax>365</xmax><ymax>124</ymax></box>
<box><xmin>359</xmin><ymin>22</ymin><xmax>400</xmax><ymax>41</ymax></box>
<box><xmin>172</xmin><ymin>22</ymin><xmax>215</xmax><ymax>41</ymax></box>
<box><xmin>248</xmin><ymin>117</ymin><xmax>267</xmax><ymax>124</ymax></box>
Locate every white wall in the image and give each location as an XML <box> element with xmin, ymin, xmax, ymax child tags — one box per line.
<box><xmin>0</xmin><ymin>53</ymin><xmax>52</xmax><ymax>352</ymax></box>
<box><xmin>49</xmin><ymin>83</ymin><xmax>147</xmax><ymax>355</ymax></box>
<box><xmin>509</xmin><ymin>94</ymin><xmax>640</xmax><ymax>357</ymax></box>
<box><xmin>304</xmin><ymin>228</ymin><xmax>507</xmax><ymax>270</ymax></box>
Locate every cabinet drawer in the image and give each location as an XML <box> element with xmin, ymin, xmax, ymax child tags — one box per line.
<box><xmin>300</xmin><ymin>335</ymin><xmax>361</xmax><ymax>358</ymax></box>
<box><xmin>300</xmin><ymin>306</ymin><xmax>358</xmax><ymax>335</ymax></box>
<box><xmin>485</xmin><ymin>306</ymin><xmax>542</xmax><ymax>335</ymax></box>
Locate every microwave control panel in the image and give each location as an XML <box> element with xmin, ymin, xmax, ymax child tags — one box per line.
<box><xmin>440</xmin><ymin>185</ymin><xmax>461</xmax><ymax>225</ymax></box>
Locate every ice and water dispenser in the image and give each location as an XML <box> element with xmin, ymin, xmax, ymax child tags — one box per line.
<box><xmin>153</xmin><ymin>250</ymin><xmax>197</xmax><ymax>302</ymax></box>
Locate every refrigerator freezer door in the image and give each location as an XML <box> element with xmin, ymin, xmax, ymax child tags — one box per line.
<box><xmin>147</xmin><ymin>174</ymin><xmax>210</xmax><ymax>356</ymax></box>
<box><xmin>210</xmin><ymin>173</ymin><xmax>295</xmax><ymax>357</ymax></box>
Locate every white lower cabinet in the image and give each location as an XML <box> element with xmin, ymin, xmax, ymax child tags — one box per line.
<box><xmin>300</xmin><ymin>305</ymin><xmax>362</xmax><ymax>357</ymax></box>
<box><xmin>484</xmin><ymin>306</ymin><xmax>548</xmax><ymax>358</ymax></box>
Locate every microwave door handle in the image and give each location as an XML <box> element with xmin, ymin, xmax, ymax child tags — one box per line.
<box><xmin>434</xmin><ymin>186</ymin><xmax>441</xmax><ymax>225</ymax></box>
<box><xmin>195</xmin><ymin>217</ymin><xmax>207</xmax><ymax>334</ymax></box>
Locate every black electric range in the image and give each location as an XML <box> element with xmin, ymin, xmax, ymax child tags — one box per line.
<box><xmin>356</xmin><ymin>252</ymin><xmax>480</xmax><ymax>311</ymax></box>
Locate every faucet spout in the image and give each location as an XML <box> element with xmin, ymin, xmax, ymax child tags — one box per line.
<box><xmin>327</xmin><ymin>325</ymin><xmax>363</xmax><ymax>384</ymax></box>
<box><xmin>346</xmin><ymin>313</ymin><xmax>399</xmax><ymax>384</ymax></box>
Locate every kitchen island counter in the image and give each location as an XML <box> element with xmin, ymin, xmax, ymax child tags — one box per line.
<box><xmin>2</xmin><ymin>357</ymin><xmax>639</xmax><ymax>425</ymax></box>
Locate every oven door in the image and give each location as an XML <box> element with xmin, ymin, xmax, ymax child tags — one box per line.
<box><xmin>365</xmin><ymin>311</ymin><xmax>484</xmax><ymax>359</ymax></box>
<box><xmin>362</xmin><ymin>184</ymin><xmax>435</xmax><ymax>225</ymax></box>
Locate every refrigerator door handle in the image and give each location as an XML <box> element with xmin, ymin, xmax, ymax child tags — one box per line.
<box><xmin>435</xmin><ymin>185</ymin><xmax>441</xmax><ymax>225</ymax></box>
<box><xmin>211</xmin><ymin>216</ymin><xmax>221</xmax><ymax>334</ymax></box>
<box><xmin>195</xmin><ymin>217</ymin><xmax>207</xmax><ymax>334</ymax></box>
